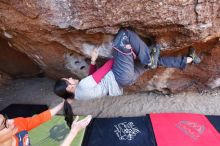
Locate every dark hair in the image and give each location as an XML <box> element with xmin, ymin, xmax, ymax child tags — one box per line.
<box><xmin>54</xmin><ymin>79</ymin><xmax>75</xmax><ymax>128</ymax></box>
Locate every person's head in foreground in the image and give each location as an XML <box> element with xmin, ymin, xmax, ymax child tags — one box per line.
<box><xmin>54</xmin><ymin>77</ymin><xmax>79</xmax><ymax>128</ymax></box>
<box><xmin>0</xmin><ymin>114</ymin><xmax>17</xmax><ymax>146</ymax></box>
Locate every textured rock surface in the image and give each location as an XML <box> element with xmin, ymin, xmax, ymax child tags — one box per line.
<box><xmin>0</xmin><ymin>0</ymin><xmax>219</xmax><ymax>93</ymax></box>
<box><xmin>126</xmin><ymin>39</ymin><xmax>220</xmax><ymax>93</ymax></box>
<box><xmin>0</xmin><ymin>71</ymin><xmax>11</xmax><ymax>87</ymax></box>
<box><xmin>0</xmin><ymin>77</ymin><xmax>220</xmax><ymax>117</ymax></box>
<box><xmin>0</xmin><ymin>37</ymin><xmax>41</xmax><ymax>78</ymax></box>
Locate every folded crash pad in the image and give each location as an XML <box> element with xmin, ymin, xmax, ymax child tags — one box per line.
<box><xmin>82</xmin><ymin>115</ymin><xmax>157</xmax><ymax>146</ymax></box>
<box><xmin>29</xmin><ymin>116</ymin><xmax>86</xmax><ymax>146</ymax></box>
<box><xmin>206</xmin><ymin>115</ymin><xmax>220</xmax><ymax>133</ymax></box>
<box><xmin>82</xmin><ymin>114</ymin><xmax>220</xmax><ymax>146</ymax></box>
<box><xmin>150</xmin><ymin>113</ymin><xmax>220</xmax><ymax>146</ymax></box>
<box><xmin>0</xmin><ymin>104</ymin><xmax>48</xmax><ymax>118</ymax></box>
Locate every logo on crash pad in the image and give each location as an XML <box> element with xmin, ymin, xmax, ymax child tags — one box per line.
<box><xmin>114</xmin><ymin>122</ymin><xmax>141</xmax><ymax>141</ymax></box>
<box><xmin>50</xmin><ymin>124</ymin><xmax>69</xmax><ymax>141</ymax></box>
<box><xmin>176</xmin><ymin>120</ymin><xmax>205</xmax><ymax>140</ymax></box>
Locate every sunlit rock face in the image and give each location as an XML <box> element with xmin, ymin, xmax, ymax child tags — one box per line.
<box><xmin>0</xmin><ymin>0</ymin><xmax>219</xmax><ymax>93</ymax></box>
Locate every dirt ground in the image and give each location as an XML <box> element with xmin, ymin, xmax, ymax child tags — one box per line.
<box><xmin>0</xmin><ymin>77</ymin><xmax>220</xmax><ymax>117</ymax></box>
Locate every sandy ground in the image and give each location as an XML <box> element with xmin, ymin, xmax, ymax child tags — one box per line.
<box><xmin>0</xmin><ymin>77</ymin><xmax>220</xmax><ymax>117</ymax></box>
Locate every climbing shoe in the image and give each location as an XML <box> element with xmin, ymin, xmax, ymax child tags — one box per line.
<box><xmin>147</xmin><ymin>44</ymin><xmax>161</xmax><ymax>69</ymax></box>
<box><xmin>188</xmin><ymin>48</ymin><xmax>201</xmax><ymax>64</ymax></box>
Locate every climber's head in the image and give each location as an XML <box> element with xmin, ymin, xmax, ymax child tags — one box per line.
<box><xmin>54</xmin><ymin>78</ymin><xmax>79</xmax><ymax>98</ymax></box>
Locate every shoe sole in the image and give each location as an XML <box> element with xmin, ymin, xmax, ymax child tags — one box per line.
<box><xmin>151</xmin><ymin>45</ymin><xmax>161</xmax><ymax>69</ymax></box>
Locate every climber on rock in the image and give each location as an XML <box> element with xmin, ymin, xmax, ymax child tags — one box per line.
<box><xmin>54</xmin><ymin>28</ymin><xmax>201</xmax><ymax>100</ymax></box>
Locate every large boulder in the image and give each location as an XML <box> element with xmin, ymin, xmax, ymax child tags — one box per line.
<box><xmin>0</xmin><ymin>0</ymin><xmax>219</xmax><ymax>93</ymax></box>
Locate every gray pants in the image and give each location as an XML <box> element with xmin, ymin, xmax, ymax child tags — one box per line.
<box><xmin>112</xmin><ymin>29</ymin><xmax>187</xmax><ymax>87</ymax></box>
